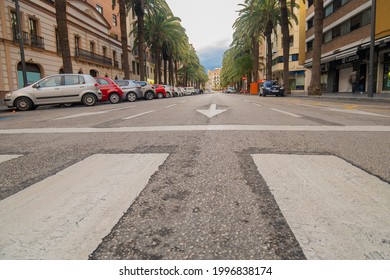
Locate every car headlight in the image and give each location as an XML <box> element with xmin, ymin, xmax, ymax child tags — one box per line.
<box><xmin>5</xmin><ymin>93</ymin><xmax>12</xmax><ymax>98</ymax></box>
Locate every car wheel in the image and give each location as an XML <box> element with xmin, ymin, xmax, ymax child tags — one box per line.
<box><xmin>157</xmin><ymin>92</ymin><xmax>164</xmax><ymax>99</ymax></box>
<box><xmin>109</xmin><ymin>93</ymin><xmax>120</xmax><ymax>104</ymax></box>
<box><xmin>82</xmin><ymin>93</ymin><xmax>97</xmax><ymax>106</ymax></box>
<box><xmin>15</xmin><ymin>97</ymin><xmax>33</xmax><ymax>111</ymax></box>
<box><xmin>145</xmin><ymin>91</ymin><xmax>154</xmax><ymax>100</ymax></box>
<box><xmin>127</xmin><ymin>92</ymin><xmax>137</xmax><ymax>102</ymax></box>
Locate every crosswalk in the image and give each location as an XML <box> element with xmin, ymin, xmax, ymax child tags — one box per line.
<box><xmin>0</xmin><ymin>153</ymin><xmax>389</xmax><ymax>260</ymax></box>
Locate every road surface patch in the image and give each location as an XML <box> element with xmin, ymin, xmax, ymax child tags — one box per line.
<box><xmin>0</xmin><ymin>153</ymin><xmax>168</xmax><ymax>259</ymax></box>
<box><xmin>0</xmin><ymin>155</ymin><xmax>22</xmax><ymax>164</ymax></box>
<box><xmin>252</xmin><ymin>154</ymin><xmax>390</xmax><ymax>259</ymax></box>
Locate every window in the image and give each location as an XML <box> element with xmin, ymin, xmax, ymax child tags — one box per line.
<box><xmin>55</xmin><ymin>29</ymin><xmax>61</xmax><ymax>52</ymax></box>
<box><xmin>74</xmin><ymin>36</ymin><xmax>80</xmax><ymax>49</ymax></box>
<box><xmin>96</xmin><ymin>4</ymin><xmax>103</xmax><ymax>14</ymax></box>
<box><xmin>65</xmin><ymin>75</ymin><xmax>85</xmax><ymax>86</ymax></box>
<box><xmin>332</xmin><ymin>25</ymin><xmax>341</xmax><ymax>39</ymax></box>
<box><xmin>291</xmin><ymin>54</ymin><xmax>299</xmax><ymax>61</ymax></box>
<box><xmin>112</xmin><ymin>14</ymin><xmax>117</xmax><ymax>26</ymax></box>
<box><xmin>307</xmin><ymin>0</ymin><xmax>313</xmax><ymax>7</ymax></box>
<box><xmin>90</xmin><ymin>41</ymin><xmax>95</xmax><ymax>53</ymax></box>
<box><xmin>29</xmin><ymin>18</ymin><xmax>38</xmax><ymax>36</ymax></box>
<box><xmin>340</xmin><ymin>21</ymin><xmax>350</xmax><ymax>36</ymax></box>
<box><xmin>102</xmin><ymin>46</ymin><xmax>107</xmax><ymax>57</ymax></box>
<box><xmin>350</xmin><ymin>14</ymin><xmax>361</xmax><ymax>31</ymax></box>
<box><xmin>307</xmin><ymin>18</ymin><xmax>314</xmax><ymax>30</ymax></box>
<box><xmin>132</xmin><ymin>61</ymin><xmax>136</xmax><ymax>72</ymax></box>
<box><xmin>95</xmin><ymin>78</ymin><xmax>110</xmax><ymax>85</ymax></box>
<box><xmin>39</xmin><ymin>76</ymin><xmax>62</xmax><ymax>88</ymax></box>
<box><xmin>11</xmin><ymin>11</ymin><xmax>18</xmax><ymax>38</ymax></box>
<box><xmin>324</xmin><ymin>30</ymin><xmax>332</xmax><ymax>43</ymax></box>
<box><xmin>307</xmin><ymin>40</ymin><xmax>313</xmax><ymax>52</ymax></box>
<box><xmin>362</xmin><ymin>9</ymin><xmax>371</xmax><ymax>26</ymax></box>
<box><xmin>289</xmin><ymin>35</ymin><xmax>294</xmax><ymax>48</ymax></box>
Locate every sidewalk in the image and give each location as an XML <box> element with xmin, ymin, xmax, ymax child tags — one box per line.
<box><xmin>288</xmin><ymin>92</ymin><xmax>390</xmax><ymax>103</ymax></box>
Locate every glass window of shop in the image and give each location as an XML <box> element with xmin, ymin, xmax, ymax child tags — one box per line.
<box><xmin>383</xmin><ymin>53</ymin><xmax>390</xmax><ymax>91</ymax></box>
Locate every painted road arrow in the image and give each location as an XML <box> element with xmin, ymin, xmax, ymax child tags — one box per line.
<box><xmin>196</xmin><ymin>104</ymin><xmax>228</xmax><ymax>118</ymax></box>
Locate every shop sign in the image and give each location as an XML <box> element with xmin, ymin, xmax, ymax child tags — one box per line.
<box><xmin>342</xmin><ymin>54</ymin><xmax>359</xmax><ymax>64</ymax></box>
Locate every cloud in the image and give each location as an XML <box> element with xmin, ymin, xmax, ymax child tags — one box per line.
<box><xmin>197</xmin><ymin>39</ymin><xmax>231</xmax><ymax>71</ymax></box>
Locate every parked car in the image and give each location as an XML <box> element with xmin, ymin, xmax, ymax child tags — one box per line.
<box><xmin>183</xmin><ymin>87</ymin><xmax>195</xmax><ymax>95</ymax></box>
<box><xmin>153</xmin><ymin>84</ymin><xmax>167</xmax><ymax>99</ymax></box>
<box><xmin>162</xmin><ymin>85</ymin><xmax>174</xmax><ymax>97</ymax></box>
<box><xmin>174</xmin><ymin>87</ymin><xmax>184</xmax><ymax>97</ymax></box>
<box><xmin>95</xmin><ymin>77</ymin><xmax>124</xmax><ymax>104</ymax></box>
<box><xmin>115</xmin><ymin>80</ymin><xmax>143</xmax><ymax>102</ymax></box>
<box><xmin>4</xmin><ymin>74</ymin><xmax>102</xmax><ymax>111</ymax></box>
<box><xmin>135</xmin><ymin>81</ymin><xmax>156</xmax><ymax>100</ymax></box>
<box><xmin>260</xmin><ymin>80</ymin><xmax>285</xmax><ymax>97</ymax></box>
<box><xmin>226</xmin><ymin>86</ymin><xmax>236</xmax><ymax>93</ymax></box>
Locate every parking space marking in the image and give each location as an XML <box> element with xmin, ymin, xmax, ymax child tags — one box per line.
<box><xmin>123</xmin><ymin>110</ymin><xmax>155</xmax><ymax>120</ymax></box>
<box><xmin>252</xmin><ymin>103</ymin><xmax>263</xmax><ymax>107</ymax></box>
<box><xmin>0</xmin><ymin>153</ymin><xmax>169</xmax><ymax>259</ymax></box>
<box><xmin>270</xmin><ymin>108</ymin><xmax>302</xmax><ymax>118</ymax></box>
<box><xmin>55</xmin><ymin>106</ymin><xmax>135</xmax><ymax>120</ymax></box>
<box><xmin>0</xmin><ymin>155</ymin><xmax>22</xmax><ymax>164</ymax></box>
<box><xmin>252</xmin><ymin>154</ymin><xmax>390</xmax><ymax>260</ymax></box>
<box><xmin>166</xmin><ymin>104</ymin><xmax>177</xmax><ymax>108</ymax></box>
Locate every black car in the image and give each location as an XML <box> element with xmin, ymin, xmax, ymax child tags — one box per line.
<box><xmin>260</xmin><ymin>80</ymin><xmax>285</xmax><ymax>97</ymax></box>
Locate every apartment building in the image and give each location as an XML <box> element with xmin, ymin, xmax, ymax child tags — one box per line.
<box><xmin>207</xmin><ymin>68</ymin><xmax>221</xmax><ymax>90</ymax></box>
<box><xmin>303</xmin><ymin>0</ymin><xmax>390</xmax><ymax>93</ymax></box>
<box><xmin>271</xmin><ymin>1</ymin><xmax>306</xmax><ymax>92</ymax></box>
<box><xmin>0</xmin><ymin>0</ymin><xmax>126</xmax><ymax>98</ymax></box>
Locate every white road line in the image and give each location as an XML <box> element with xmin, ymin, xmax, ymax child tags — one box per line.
<box><xmin>295</xmin><ymin>103</ymin><xmax>389</xmax><ymax>117</ymax></box>
<box><xmin>252</xmin><ymin>103</ymin><xmax>263</xmax><ymax>107</ymax></box>
<box><xmin>1</xmin><ymin>125</ymin><xmax>390</xmax><ymax>134</ymax></box>
<box><xmin>166</xmin><ymin>104</ymin><xmax>177</xmax><ymax>108</ymax></box>
<box><xmin>252</xmin><ymin>154</ymin><xmax>390</xmax><ymax>260</ymax></box>
<box><xmin>0</xmin><ymin>153</ymin><xmax>169</xmax><ymax>259</ymax></box>
<box><xmin>123</xmin><ymin>110</ymin><xmax>155</xmax><ymax>120</ymax></box>
<box><xmin>55</xmin><ymin>106</ymin><xmax>135</xmax><ymax>120</ymax></box>
<box><xmin>0</xmin><ymin>155</ymin><xmax>22</xmax><ymax>163</ymax></box>
<box><xmin>270</xmin><ymin>108</ymin><xmax>302</xmax><ymax>118</ymax></box>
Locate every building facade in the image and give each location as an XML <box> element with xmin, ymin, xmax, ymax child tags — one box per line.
<box><xmin>303</xmin><ymin>0</ymin><xmax>390</xmax><ymax>93</ymax></box>
<box><xmin>207</xmin><ymin>68</ymin><xmax>221</xmax><ymax>91</ymax></box>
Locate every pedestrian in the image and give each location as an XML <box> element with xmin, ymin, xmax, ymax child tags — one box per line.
<box><xmin>349</xmin><ymin>71</ymin><xmax>357</xmax><ymax>94</ymax></box>
<box><xmin>359</xmin><ymin>74</ymin><xmax>365</xmax><ymax>94</ymax></box>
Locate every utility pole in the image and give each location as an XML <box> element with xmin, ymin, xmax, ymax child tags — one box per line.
<box><xmin>13</xmin><ymin>0</ymin><xmax>27</xmax><ymax>87</ymax></box>
<box><xmin>368</xmin><ymin>0</ymin><xmax>376</xmax><ymax>97</ymax></box>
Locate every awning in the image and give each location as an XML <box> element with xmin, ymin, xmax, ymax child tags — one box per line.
<box><xmin>335</xmin><ymin>48</ymin><xmax>357</xmax><ymax>60</ymax></box>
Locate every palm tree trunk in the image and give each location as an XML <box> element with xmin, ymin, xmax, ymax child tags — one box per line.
<box><xmin>253</xmin><ymin>35</ymin><xmax>259</xmax><ymax>83</ymax></box>
<box><xmin>308</xmin><ymin>0</ymin><xmax>324</xmax><ymax>95</ymax></box>
<box><xmin>119</xmin><ymin>0</ymin><xmax>130</xmax><ymax>79</ymax></box>
<box><xmin>169</xmin><ymin>58</ymin><xmax>174</xmax><ymax>86</ymax></box>
<box><xmin>163</xmin><ymin>59</ymin><xmax>167</xmax><ymax>84</ymax></box>
<box><xmin>280</xmin><ymin>0</ymin><xmax>290</xmax><ymax>94</ymax></box>
<box><xmin>55</xmin><ymin>0</ymin><xmax>72</xmax><ymax>73</ymax></box>
<box><xmin>264</xmin><ymin>21</ymin><xmax>273</xmax><ymax>81</ymax></box>
<box><xmin>135</xmin><ymin>0</ymin><xmax>145</xmax><ymax>81</ymax></box>
<box><xmin>174</xmin><ymin>60</ymin><xmax>179</xmax><ymax>85</ymax></box>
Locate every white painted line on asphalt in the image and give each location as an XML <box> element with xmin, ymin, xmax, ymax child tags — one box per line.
<box><xmin>252</xmin><ymin>103</ymin><xmax>263</xmax><ymax>107</ymax></box>
<box><xmin>123</xmin><ymin>110</ymin><xmax>155</xmax><ymax>120</ymax></box>
<box><xmin>55</xmin><ymin>106</ymin><xmax>135</xmax><ymax>120</ymax></box>
<box><xmin>270</xmin><ymin>108</ymin><xmax>302</xmax><ymax>118</ymax></box>
<box><xmin>197</xmin><ymin>104</ymin><xmax>228</xmax><ymax>118</ymax></box>
<box><xmin>0</xmin><ymin>153</ymin><xmax>169</xmax><ymax>259</ymax></box>
<box><xmin>295</xmin><ymin>103</ymin><xmax>389</xmax><ymax>117</ymax></box>
<box><xmin>0</xmin><ymin>155</ymin><xmax>22</xmax><ymax>163</ymax></box>
<box><xmin>252</xmin><ymin>154</ymin><xmax>390</xmax><ymax>260</ymax></box>
<box><xmin>166</xmin><ymin>104</ymin><xmax>177</xmax><ymax>108</ymax></box>
<box><xmin>1</xmin><ymin>125</ymin><xmax>390</xmax><ymax>134</ymax></box>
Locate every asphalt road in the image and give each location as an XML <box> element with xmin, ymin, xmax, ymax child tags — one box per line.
<box><xmin>0</xmin><ymin>93</ymin><xmax>389</xmax><ymax>260</ymax></box>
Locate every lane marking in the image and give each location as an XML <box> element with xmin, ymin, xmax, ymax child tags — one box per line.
<box><xmin>252</xmin><ymin>154</ymin><xmax>390</xmax><ymax>260</ymax></box>
<box><xmin>123</xmin><ymin>110</ymin><xmax>155</xmax><ymax>120</ymax></box>
<box><xmin>270</xmin><ymin>108</ymin><xmax>302</xmax><ymax>118</ymax></box>
<box><xmin>55</xmin><ymin>106</ymin><xmax>135</xmax><ymax>120</ymax></box>
<box><xmin>295</xmin><ymin>103</ymin><xmax>389</xmax><ymax>117</ymax></box>
<box><xmin>1</xmin><ymin>125</ymin><xmax>389</xmax><ymax>134</ymax></box>
<box><xmin>196</xmin><ymin>104</ymin><xmax>228</xmax><ymax>118</ymax></box>
<box><xmin>0</xmin><ymin>153</ymin><xmax>169</xmax><ymax>259</ymax></box>
<box><xmin>0</xmin><ymin>155</ymin><xmax>22</xmax><ymax>163</ymax></box>
<box><xmin>166</xmin><ymin>104</ymin><xmax>177</xmax><ymax>108</ymax></box>
<box><xmin>252</xmin><ymin>103</ymin><xmax>263</xmax><ymax>107</ymax></box>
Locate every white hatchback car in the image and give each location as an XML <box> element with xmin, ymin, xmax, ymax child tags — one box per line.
<box><xmin>5</xmin><ymin>74</ymin><xmax>102</xmax><ymax>111</ymax></box>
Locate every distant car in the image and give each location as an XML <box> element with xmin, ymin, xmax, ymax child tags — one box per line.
<box><xmin>183</xmin><ymin>87</ymin><xmax>195</xmax><ymax>95</ymax></box>
<box><xmin>115</xmin><ymin>80</ymin><xmax>143</xmax><ymax>102</ymax></box>
<box><xmin>4</xmin><ymin>74</ymin><xmax>102</xmax><ymax>111</ymax></box>
<box><xmin>260</xmin><ymin>80</ymin><xmax>285</xmax><ymax>97</ymax></box>
<box><xmin>154</xmin><ymin>84</ymin><xmax>167</xmax><ymax>99</ymax></box>
<box><xmin>95</xmin><ymin>77</ymin><xmax>124</xmax><ymax>104</ymax></box>
<box><xmin>226</xmin><ymin>86</ymin><xmax>236</xmax><ymax>93</ymax></box>
<box><xmin>162</xmin><ymin>85</ymin><xmax>174</xmax><ymax>97</ymax></box>
<box><xmin>135</xmin><ymin>81</ymin><xmax>156</xmax><ymax>100</ymax></box>
<box><xmin>174</xmin><ymin>87</ymin><xmax>184</xmax><ymax>97</ymax></box>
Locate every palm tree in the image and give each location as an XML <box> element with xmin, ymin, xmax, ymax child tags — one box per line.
<box><xmin>55</xmin><ymin>0</ymin><xmax>73</xmax><ymax>73</ymax></box>
<box><xmin>308</xmin><ymin>0</ymin><xmax>324</xmax><ymax>95</ymax></box>
<box><xmin>112</xmin><ymin>0</ymin><xmax>130</xmax><ymax>79</ymax></box>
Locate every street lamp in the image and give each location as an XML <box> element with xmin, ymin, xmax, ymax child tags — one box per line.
<box><xmin>368</xmin><ymin>0</ymin><xmax>376</xmax><ymax>97</ymax></box>
<box><xmin>12</xmin><ymin>0</ymin><xmax>28</xmax><ymax>87</ymax></box>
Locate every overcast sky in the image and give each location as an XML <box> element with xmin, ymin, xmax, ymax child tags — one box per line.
<box><xmin>165</xmin><ymin>0</ymin><xmax>243</xmax><ymax>71</ymax></box>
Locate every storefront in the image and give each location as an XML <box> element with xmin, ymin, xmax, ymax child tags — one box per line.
<box><xmin>382</xmin><ymin>52</ymin><xmax>390</xmax><ymax>92</ymax></box>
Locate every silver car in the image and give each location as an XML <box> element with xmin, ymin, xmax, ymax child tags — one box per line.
<box><xmin>115</xmin><ymin>80</ymin><xmax>143</xmax><ymax>102</ymax></box>
<box><xmin>135</xmin><ymin>81</ymin><xmax>156</xmax><ymax>100</ymax></box>
<box><xmin>4</xmin><ymin>74</ymin><xmax>102</xmax><ymax>111</ymax></box>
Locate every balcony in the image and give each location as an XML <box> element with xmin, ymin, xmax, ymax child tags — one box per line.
<box><xmin>74</xmin><ymin>48</ymin><xmax>113</xmax><ymax>67</ymax></box>
<box><xmin>12</xmin><ymin>29</ymin><xmax>45</xmax><ymax>49</ymax></box>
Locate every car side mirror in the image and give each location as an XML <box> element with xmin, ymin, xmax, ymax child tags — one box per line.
<box><xmin>32</xmin><ymin>84</ymin><xmax>40</xmax><ymax>89</ymax></box>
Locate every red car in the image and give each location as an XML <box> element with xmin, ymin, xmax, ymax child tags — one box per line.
<box><xmin>153</xmin><ymin>84</ymin><xmax>167</xmax><ymax>99</ymax></box>
<box><xmin>95</xmin><ymin>77</ymin><xmax>124</xmax><ymax>104</ymax></box>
